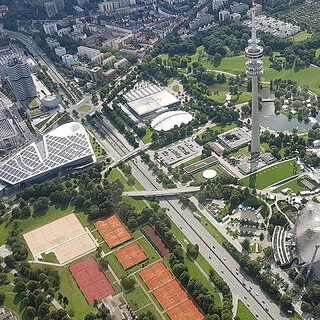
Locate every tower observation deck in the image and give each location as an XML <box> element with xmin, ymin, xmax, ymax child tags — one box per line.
<box><xmin>245</xmin><ymin>0</ymin><xmax>264</xmax><ymax>159</ymax></box>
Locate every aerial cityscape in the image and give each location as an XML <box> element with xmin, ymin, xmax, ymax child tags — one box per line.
<box><xmin>0</xmin><ymin>0</ymin><xmax>320</xmax><ymax>319</ymax></box>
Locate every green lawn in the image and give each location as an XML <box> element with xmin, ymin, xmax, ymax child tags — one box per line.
<box><xmin>57</xmin><ymin>267</ymin><xmax>96</xmax><ymax>318</ymax></box>
<box><xmin>42</xmin><ymin>252</ymin><xmax>59</xmax><ymax>263</ymax></box>
<box><xmin>35</xmin><ymin>117</ymin><xmax>50</xmax><ymax>130</ymax></box>
<box><xmin>236</xmin><ymin>300</ymin><xmax>256</xmax><ymax>320</ymax></box>
<box><xmin>137</xmin><ymin>305</ymin><xmax>162</xmax><ymax>320</ymax></box>
<box><xmin>0</xmin><ymin>216</ymin><xmax>11</xmax><ymax>246</ymax></box>
<box><xmin>182</xmin><ymin>155</ymin><xmax>203</xmax><ymax>167</ymax></box>
<box><xmin>79</xmin><ymin>104</ymin><xmax>92</xmax><ymax>113</ymax></box>
<box><xmin>137</xmin><ymin>237</ymin><xmax>161</xmax><ymax>263</ymax></box>
<box><xmin>200</xmin><ymin>218</ymin><xmax>227</xmax><ymax>245</ymax></box>
<box><xmin>124</xmin><ymin>287</ymin><xmax>150</xmax><ymax>310</ymax></box>
<box><xmin>17</xmin><ymin>203</ymin><xmax>75</xmax><ymax>233</ymax></box>
<box><xmin>241</xmin><ymin>159</ymin><xmax>301</xmax><ymax>190</ymax></box>
<box><xmin>106</xmin><ymin>168</ymin><xmax>134</xmax><ymax>191</ymax></box>
<box><xmin>0</xmin><ymin>283</ymin><xmax>21</xmax><ymax>317</ymax></box>
<box><xmin>273</xmin><ymin>178</ymin><xmax>306</xmax><ymax>194</ymax></box>
<box><xmin>121</xmin><ymin>196</ymin><xmax>147</xmax><ymax>212</ymax></box>
<box><xmin>89</xmin><ymin>134</ymin><xmax>105</xmax><ymax>158</ymax></box>
<box><xmin>105</xmin><ymin>253</ymin><xmax>126</xmax><ymax>279</ymax></box>
<box><xmin>292</xmin><ymin>31</ymin><xmax>312</xmax><ymax>43</ymax></box>
<box><xmin>142</xmin><ymin>128</ymin><xmax>153</xmax><ymax>144</ymax></box>
<box><xmin>172</xmin><ymin>84</ymin><xmax>180</xmax><ymax>92</ymax></box>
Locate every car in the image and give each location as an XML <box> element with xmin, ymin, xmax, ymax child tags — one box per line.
<box><xmin>247</xmin><ymin>303</ymin><xmax>250</xmax><ymax>307</ymax></box>
<box><xmin>244</xmin><ymin>296</ymin><xmax>247</xmax><ymax>300</ymax></box>
<box><xmin>209</xmin><ymin>256</ymin><xmax>211</xmax><ymax>259</ymax></box>
<box><xmin>212</xmin><ymin>245</ymin><xmax>215</xmax><ymax>249</ymax></box>
<box><xmin>221</xmin><ymin>270</ymin><xmax>224</xmax><ymax>274</ymax></box>
<box><xmin>256</xmin><ymin>292</ymin><xmax>259</xmax><ymax>296</ymax></box>
<box><xmin>265</xmin><ymin>308</ymin><xmax>269</xmax><ymax>312</ymax></box>
<box><xmin>242</xmin><ymin>282</ymin><xmax>246</xmax><ymax>286</ymax></box>
<box><xmin>262</xmin><ymin>301</ymin><xmax>265</xmax><ymax>304</ymax></box>
<box><xmin>223</xmin><ymin>257</ymin><xmax>226</xmax><ymax>261</ymax></box>
<box><xmin>256</xmin><ymin>315</ymin><xmax>259</xmax><ymax>318</ymax></box>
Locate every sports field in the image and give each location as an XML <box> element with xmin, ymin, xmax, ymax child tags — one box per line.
<box><xmin>241</xmin><ymin>159</ymin><xmax>300</xmax><ymax>190</ymax></box>
<box><xmin>23</xmin><ymin>213</ymin><xmax>96</xmax><ymax>264</ymax></box>
<box><xmin>115</xmin><ymin>243</ymin><xmax>148</xmax><ymax>270</ymax></box>
<box><xmin>95</xmin><ymin>214</ymin><xmax>132</xmax><ymax>248</ymax></box>
<box><xmin>141</xmin><ymin>225</ymin><xmax>171</xmax><ymax>257</ymax></box>
<box><xmin>70</xmin><ymin>256</ymin><xmax>114</xmax><ymax>304</ymax></box>
<box><xmin>140</xmin><ymin>262</ymin><xmax>204</xmax><ymax>320</ymax></box>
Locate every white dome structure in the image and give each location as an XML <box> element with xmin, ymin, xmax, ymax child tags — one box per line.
<box><xmin>203</xmin><ymin>169</ymin><xmax>217</xmax><ymax>179</ymax></box>
<box><xmin>151</xmin><ymin>111</ymin><xmax>192</xmax><ymax>131</ymax></box>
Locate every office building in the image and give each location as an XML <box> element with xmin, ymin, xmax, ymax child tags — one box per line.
<box><xmin>219</xmin><ymin>9</ymin><xmax>231</xmax><ymax>21</ymax></box>
<box><xmin>6</xmin><ymin>57</ymin><xmax>37</xmax><ymax>101</ymax></box>
<box><xmin>230</xmin><ymin>2</ymin><xmax>249</xmax><ymax>14</ymax></box>
<box><xmin>62</xmin><ymin>54</ymin><xmax>74</xmax><ymax>68</ymax></box>
<box><xmin>44</xmin><ymin>1</ymin><xmax>58</xmax><ymax>18</ymax></box>
<box><xmin>245</xmin><ymin>0</ymin><xmax>264</xmax><ymax>158</ymax></box>
<box><xmin>43</xmin><ymin>22</ymin><xmax>58</xmax><ymax>35</ymax></box>
<box><xmin>54</xmin><ymin>46</ymin><xmax>66</xmax><ymax>57</ymax></box>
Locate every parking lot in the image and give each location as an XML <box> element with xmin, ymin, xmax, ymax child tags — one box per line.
<box><xmin>156</xmin><ymin>138</ymin><xmax>200</xmax><ymax>166</ymax></box>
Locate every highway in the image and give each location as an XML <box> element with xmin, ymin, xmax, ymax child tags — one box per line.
<box><xmin>91</xmin><ymin>114</ymin><xmax>287</xmax><ymax>320</ymax></box>
<box><xmin>122</xmin><ymin>186</ymin><xmax>201</xmax><ymax>197</ymax></box>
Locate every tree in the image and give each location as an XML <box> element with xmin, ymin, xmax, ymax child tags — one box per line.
<box><xmin>121</xmin><ymin>276</ymin><xmax>135</xmax><ymax>291</ymax></box>
<box><xmin>0</xmin><ymin>292</ymin><xmax>5</xmax><ymax>305</ymax></box>
<box><xmin>186</xmin><ymin>243</ymin><xmax>199</xmax><ymax>260</ymax></box>
<box><xmin>241</xmin><ymin>239</ymin><xmax>250</xmax><ymax>252</ymax></box>
<box><xmin>25</xmin><ymin>306</ymin><xmax>36</xmax><ymax>318</ymax></box>
<box><xmin>63</xmin><ymin>296</ymin><xmax>69</xmax><ymax>305</ymax></box>
<box><xmin>263</xmin><ymin>246</ymin><xmax>274</xmax><ymax>259</ymax></box>
<box><xmin>11</xmin><ymin>207</ymin><xmax>22</xmax><ymax>219</ymax></box>
<box><xmin>37</xmin><ymin>302</ymin><xmax>50</xmax><ymax>318</ymax></box>
<box><xmin>279</xmin><ymin>294</ymin><xmax>293</xmax><ymax>312</ymax></box>
<box><xmin>14</xmin><ymin>280</ymin><xmax>26</xmax><ymax>294</ymax></box>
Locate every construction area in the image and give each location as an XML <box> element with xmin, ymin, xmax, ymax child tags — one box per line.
<box><xmin>23</xmin><ymin>213</ymin><xmax>96</xmax><ymax>264</ymax></box>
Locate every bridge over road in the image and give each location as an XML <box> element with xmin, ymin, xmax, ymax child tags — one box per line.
<box><xmin>123</xmin><ymin>186</ymin><xmax>201</xmax><ymax>198</ymax></box>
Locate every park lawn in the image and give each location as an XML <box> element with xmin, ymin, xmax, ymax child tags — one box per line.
<box><xmin>235</xmin><ymin>91</ymin><xmax>252</xmax><ymax>104</ymax></box>
<box><xmin>76</xmin><ymin>211</ymin><xmax>91</xmax><ymax>227</ymax></box>
<box><xmin>79</xmin><ymin>104</ymin><xmax>92</xmax><ymax>113</ymax></box>
<box><xmin>200</xmin><ymin>217</ymin><xmax>227</xmax><ymax>245</ymax></box>
<box><xmin>182</xmin><ymin>155</ymin><xmax>202</xmax><ymax>167</ymax></box>
<box><xmin>17</xmin><ymin>203</ymin><xmax>75</xmax><ymax>233</ymax></box>
<box><xmin>168</xmin><ymin>78</ymin><xmax>174</xmax><ymax>85</ymax></box>
<box><xmin>0</xmin><ymin>216</ymin><xmax>12</xmax><ymax>246</ymax></box>
<box><xmin>185</xmin><ymin>258</ymin><xmax>222</xmax><ymax>307</ymax></box>
<box><xmin>193</xmin><ymin>164</ymin><xmax>230</xmax><ymax>184</ymax></box>
<box><xmin>89</xmin><ymin>134</ymin><xmax>105</xmax><ymax>158</ymax></box>
<box><xmin>273</xmin><ymin>178</ymin><xmax>306</xmax><ymax>194</ymax></box>
<box><xmin>142</xmin><ymin>128</ymin><xmax>153</xmax><ymax>144</ymax></box>
<box><xmin>137</xmin><ymin>305</ymin><xmax>162</xmax><ymax>320</ymax></box>
<box><xmin>124</xmin><ymin>286</ymin><xmax>150</xmax><ymax>310</ymax></box>
<box><xmin>121</xmin><ymin>196</ymin><xmax>147</xmax><ymax>212</ymax></box>
<box><xmin>207</xmin><ymin>92</ymin><xmax>227</xmax><ymax>103</ymax></box>
<box><xmin>106</xmin><ymin>168</ymin><xmax>134</xmax><ymax>191</ymax></box>
<box><xmin>42</xmin><ymin>252</ymin><xmax>59</xmax><ymax>264</ymax></box>
<box><xmin>241</xmin><ymin>159</ymin><xmax>301</xmax><ymax>190</ymax></box>
<box><xmin>35</xmin><ymin>117</ymin><xmax>50</xmax><ymax>130</ymax></box>
<box><xmin>198</xmin><ymin>123</ymin><xmax>237</xmax><ymax>141</ymax></box>
<box><xmin>105</xmin><ymin>253</ymin><xmax>126</xmax><ymax>279</ymax></box>
<box><xmin>292</xmin><ymin>31</ymin><xmax>312</xmax><ymax>43</ymax></box>
<box><xmin>137</xmin><ymin>237</ymin><xmax>161</xmax><ymax>263</ymax></box>
<box><xmin>0</xmin><ymin>283</ymin><xmax>21</xmax><ymax>318</ymax></box>
<box><xmin>236</xmin><ymin>300</ymin><xmax>256</xmax><ymax>320</ymax></box>
<box><xmin>56</xmin><ymin>267</ymin><xmax>96</xmax><ymax>319</ymax></box>
<box><xmin>263</xmin><ymin>64</ymin><xmax>320</xmax><ymax>95</ymax></box>
<box><xmin>172</xmin><ymin>84</ymin><xmax>180</xmax><ymax>92</ymax></box>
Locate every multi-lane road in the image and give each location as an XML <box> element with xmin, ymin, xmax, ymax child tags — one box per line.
<box><xmin>91</xmin><ymin>114</ymin><xmax>288</xmax><ymax>320</ymax></box>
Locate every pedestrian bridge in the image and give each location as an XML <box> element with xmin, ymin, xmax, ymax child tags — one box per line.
<box><xmin>123</xmin><ymin>186</ymin><xmax>201</xmax><ymax>198</ymax></box>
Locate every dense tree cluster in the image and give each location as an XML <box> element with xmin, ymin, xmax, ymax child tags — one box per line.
<box><xmin>14</xmin><ymin>262</ymin><xmax>68</xmax><ymax>320</ymax></box>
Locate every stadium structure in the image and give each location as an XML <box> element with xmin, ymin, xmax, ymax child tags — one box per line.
<box><xmin>123</xmin><ymin>84</ymin><xmax>180</xmax><ymax>121</ymax></box>
<box><xmin>294</xmin><ymin>202</ymin><xmax>320</xmax><ymax>281</ymax></box>
<box><xmin>0</xmin><ymin>122</ymin><xmax>95</xmax><ymax>194</ymax></box>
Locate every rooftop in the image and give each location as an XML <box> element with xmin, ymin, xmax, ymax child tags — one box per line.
<box><xmin>0</xmin><ymin>122</ymin><xmax>95</xmax><ymax>185</ymax></box>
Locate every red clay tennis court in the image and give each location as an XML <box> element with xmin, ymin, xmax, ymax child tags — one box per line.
<box><xmin>139</xmin><ymin>261</ymin><xmax>174</xmax><ymax>290</ymax></box>
<box><xmin>153</xmin><ymin>279</ymin><xmax>188</xmax><ymax>309</ymax></box>
<box><xmin>94</xmin><ymin>214</ymin><xmax>132</xmax><ymax>248</ymax></box>
<box><xmin>70</xmin><ymin>256</ymin><xmax>114</xmax><ymax>304</ymax></box>
<box><xmin>140</xmin><ymin>262</ymin><xmax>204</xmax><ymax>320</ymax></box>
<box><xmin>115</xmin><ymin>242</ymin><xmax>148</xmax><ymax>270</ymax></box>
<box><xmin>167</xmin><ymin>298</ymin><xmax>204</xmax><ymax>320</ymax></box>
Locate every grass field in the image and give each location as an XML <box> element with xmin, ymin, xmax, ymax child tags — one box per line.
<box><xmin>0</xmin><ymin>283</ymin><xmax>21</xmax><ymax>318</ymax></box>
<box><xmin>241</xmin><ymin>159</ymin><xmax>300</xmax><ymax>190</ymax></box>
<box><xmin>137</xmin><ymin>237</ymin><xmax>161</xmax><ymax>263</ymax></box>
<box><xmin>172</xmin><ymin>84</ymin><xmax>180</xmax><ymax>92</ymax></box>
<box><xmin>57</xmin><ymin>267</ymin><xmax>96</xmax><ymax>318</ymax></box>
<box><xmin>236</xmin><ymin>300</ymin><xmax>256</xmax><ymax>320</ymax></box>
<box><xmin>0</xmin><ymin>217</ymin><xmax>11</xmax><ymax>246</ymax></box>
<box><xmin>79</xmin><ymin>105</ymin><xmax>92</xmax><ymax>113</ymax></box>
<box><xmin>106</xmin><ymin>168</ymin><xmax>144</xmax><ymax>191</ymax></box>
<box><xmin>124</xmin><ymin>287</ymin><xmax>150</xmax><ymax>310</ymax></box>
<box><xmin>35</xmin><ymin>117</ymin><xmax>50</xmax><ymax>130</ymax></box>
<box><xmin>273</xmin><ymin>178</ymin><xmax>306</xmax><ymax>194</ymax></box>
<box><xmin>122</xmin><ymin>196</ymin><xmax>147</xmax><ymax>212</ymax></box>
<box><xmin>106</xmin><ymin>253</ymin><xmax>126</xmax><ymax>279</ymax></box>
<box><xmin>292</xmin><ymin>31</ymin><xmax>312</xmax><ymax>43</ymax></box>
<box><xmin>137</xmin><ymin>305</ymin><xmax>162</xmax><ymax>320</ymax></box>
<box><xmin>142</xmin><ymin>128</ymin><xmax>153</xmax><ymax>144</ymax></box>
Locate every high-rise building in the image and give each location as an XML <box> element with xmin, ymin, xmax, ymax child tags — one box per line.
<box><xmin>245</xmin><ymin>0</ymin><xmax>264</xmax><ymax>159</ymax></box>
<box><xmin>54</xmin><ymin>0</ymin><xmax>65</xmax><ymax>11</ymax></box>
<box><xmin>6</xmin><ymin>58</ymin><xmax>37</xmax><ymax>101</ymax></box>
<box><xmin>43</xmin><ymin>22</ymin><xmax>58</xmax><ymax>35</ymax></box>
<box><xmin>44</xmin><ymin>1</ymin><xmax>58</xmax><ymax>18</ymax></box>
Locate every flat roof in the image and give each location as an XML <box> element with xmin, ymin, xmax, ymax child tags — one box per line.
<box><xmin>0</xmin><ymin>122</ymin><xmax>95</xmax><ymax>185</ymax></box>
<box><xmin>124</xmin><ymin>85</ymin><xmax>179</xmax><ymax>117</ymax></box>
